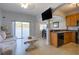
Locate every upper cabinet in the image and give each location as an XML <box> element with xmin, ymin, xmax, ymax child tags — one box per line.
<box><xmin>71</xmin><ymin>14</ymin><xmax>77</xmax><ymax>26</ymax></box>
<box><xmin>66</xmin><ymin>14</ymin><xmax>78</xmax><ymax>26</ymax></box>
<box><xmin>66</xmin><ymin>16</ymin><xmax>71</xmax><ymax>26</ymax></box>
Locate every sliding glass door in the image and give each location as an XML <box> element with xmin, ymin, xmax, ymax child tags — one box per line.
<box><xmin>14</xmin><ymin>22</ymin><xmax>30</xmax><ymax>39</ymax></box>
<box><xmin>15</xmin><ymin>22</ymin><xmax>22</xmax><ymax>39</ymax></box>
<box><xmin>22</xmin><ymin>22</ymin><xmax>30</xmax><ymax>39</ymax></box>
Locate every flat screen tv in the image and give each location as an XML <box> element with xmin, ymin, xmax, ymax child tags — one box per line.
<box><xmin>41</xmin><ymin>8</ymin><xmax>52</xmax><ymax>21</ymax></box>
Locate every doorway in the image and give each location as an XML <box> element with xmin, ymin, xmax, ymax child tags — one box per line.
<box><xmin>14</xmin><ymin>22</ymin><xmax>30</xmax><ymax>39</ymax></box>
<box><xmin>40</xmin><ymin>24</ymin><xmax>47</xmax><ymax>39</ymax></box>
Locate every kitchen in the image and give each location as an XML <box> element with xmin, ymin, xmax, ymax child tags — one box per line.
<box><xmin>49</xmin><ymin>3</ymin><xmax>79</xmax><ymax>47</ymax></box>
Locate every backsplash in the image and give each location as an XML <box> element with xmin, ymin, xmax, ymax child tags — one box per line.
<box><xmin>50</xmin><ymin>16</ymin><xmax>67</xmax><ymax>30</ymax></box>
<box><xmin>68</xmin><ymin>26</ymin><xmax>79</xmax><ymax>30</ymax></box>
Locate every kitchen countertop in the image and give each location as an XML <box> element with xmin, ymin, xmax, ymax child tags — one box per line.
<box><xmin>50</xmin><ymin>30</ymin><xmax>78</xmax><ymax>33</ymax></box>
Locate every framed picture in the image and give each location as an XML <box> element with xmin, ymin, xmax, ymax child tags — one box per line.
<box><xmin>53</xmin><ymin>22</ymin><xmax>59</xmax><ymax>28</ymax></box>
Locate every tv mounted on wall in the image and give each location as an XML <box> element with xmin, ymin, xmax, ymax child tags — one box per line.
<box><xmin>41</xmin><ymin>8</ymin><xmax>52</xmax><ymax>21</ymax></box>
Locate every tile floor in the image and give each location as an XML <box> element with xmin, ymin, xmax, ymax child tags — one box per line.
<box><xmin>15</xmin><ymin>39</ymin><xmax>79</xmax><ymax>55</ymax></box>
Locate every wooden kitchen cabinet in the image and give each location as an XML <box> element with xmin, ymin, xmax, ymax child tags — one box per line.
<box><xmin>71</xmin><ymin>32</ymin><xmax>76</xmax><ymax>42</ymax></box>
<box><xmin>64</xmin><ymin>32</ymin><xmax>71</xmax><ymax>44</ymax></box>
<box><xmin>70</xmin><ymin>15</ymin><xmax>77</xmax><ymax>26</ymax></box>
<box><xmin>50</xmin><ymin>32</ymin><xmax>58</xmax><ymax>47</ymax></box>
<box><xmin>66</xmin><ymin>14</ymin><xmax>77</xmax><ymax>26</ymax></box>
<box><xmin>66</xmin><ymin>16</ymin><xmax>71</xmax><ymax>26</ymax></box>
<box><xmin>64</xmin><ymin>32</ymin><xmax>76</xmax><ymax>44</ymax></box>
<box><xmin>50</xmin><ymin>32</ymin><xmax>53</xmax><ymax>45</ymax></box>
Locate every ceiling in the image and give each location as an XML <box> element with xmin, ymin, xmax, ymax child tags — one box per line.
<box><xmin>0</xmin><ymin>3</ymin><xmax>62</xmax><ymax>16</ymax></box>
<box><xmin>57</xmin><ymin>3</ymin><xmax>79</xmax><ymax>15</ymax></box>
<box><xmin>0</xmin><ymin>3</ymin><xmax>78</xmax><ymax>16</ymax></box>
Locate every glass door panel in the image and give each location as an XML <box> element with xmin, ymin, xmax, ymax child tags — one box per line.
<box><xmin>15</xmin><ymin>22</ymin><xmax>22</xmax><ymax>39</ymax></box>
<box><xmin>22</xmin><ymin>22</ymin><xmax>30</xmax><ymax>39</ymax></box>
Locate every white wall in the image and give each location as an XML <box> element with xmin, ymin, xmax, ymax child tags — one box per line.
<box><xmin>0</xmin><ymin>9</ymin><xmax>2</xmax><ymax>28</ymax></box>
<box><xmin>1</xmin><ymin>11</ymin><xmax>37</xmax><ymax>37</ymax></box>
<box><xmin>34</xmin><ymin>15</ymin><xmax>41</xmax><ymax>38</ymax></box>
<box><xmin>68</xmin><ymin>27</ymin><xmax>78</xmax><ymax>30</ymax></box>
<box><xmin>50</xmin><ymin>16</ymin><xmax>67</xmax><ymax>30</ymax></box>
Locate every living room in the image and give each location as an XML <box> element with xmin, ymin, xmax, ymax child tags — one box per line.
<box><xmin>0</xmin><ymin>3</ymin><xmax>79</xmax><ymax>55</ymax></box>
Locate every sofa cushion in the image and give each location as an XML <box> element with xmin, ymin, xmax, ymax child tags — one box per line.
<box><xmin>0</xmin><ymin>31</ymin><xmax>6</xmax><ymax>40</ymax></box>
<box><xmin>0</xmin><ymin>35</ymin><xmax>4</xmax><ymax>42</ymax></box>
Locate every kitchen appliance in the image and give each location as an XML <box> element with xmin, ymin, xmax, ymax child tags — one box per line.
<box><xmin>57</xmin><ymin>33</ymin><xmax>64</xmax><ymax>47</ymax></box>
<box><xmin>76</xmin><ymin>21</ymin><xmax>79</xmax><ymax>44</ymax></box>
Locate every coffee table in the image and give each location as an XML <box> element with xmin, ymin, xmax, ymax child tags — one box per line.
<box><xmin>24</xmin><ymin>39</ymin><xmax>38</xmax><ymax>51</ymax></box>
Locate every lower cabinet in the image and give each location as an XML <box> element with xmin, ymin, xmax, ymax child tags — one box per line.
<box><xmin>50</xmin><ymin>31</ymin><xmax>76</xmax><ymax>47</ymax></box>
<box><xmin>64</xmin><ymin>32</ymin><xmax>71</xmax><ymax>44</ymax></box>
<box><xmin>50</xmin><ymin>32</ymin><xmax>58</xmax><ymax>47</ymax></box>
<box><xmin>64</xmin><ymin>32</ymin><xmax>76</xmax><ymax>44</ymax></box>
<box><xmin>71</xmin><ymin>32</ymin><xmax>76</xmax><ymax>42</ymax></box>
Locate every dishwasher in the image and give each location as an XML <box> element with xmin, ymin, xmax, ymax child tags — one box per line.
<box><xmin>57</xmin><ymin>33</ymin><xmax>64</xmax><ymax>47</ymax></box>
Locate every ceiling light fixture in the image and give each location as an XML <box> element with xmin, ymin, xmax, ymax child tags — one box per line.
<box><xmin>20</xmin><ymin>3</ymin><xmax>29</xmax><ymax>8</ymax></box>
